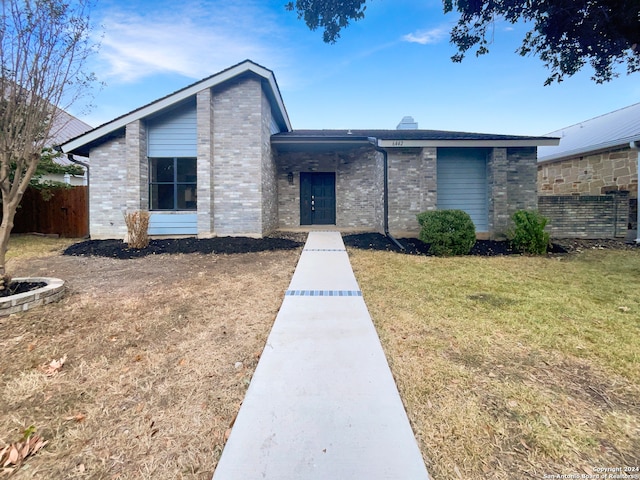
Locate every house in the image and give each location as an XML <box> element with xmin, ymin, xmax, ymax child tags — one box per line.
<box><xmin>41</xmin><ymin>108</ymin><xmax>92</xmax><ymax>185</ymax></box>
<box><xmin>60</xmin><ymin>60</ymin><xmax>558</xmax><ymax>240</ymax></box>
<box><xmin>537</xmin><ymin>103</ymin><xmax>640</xmax><ymax>239</ymax></box>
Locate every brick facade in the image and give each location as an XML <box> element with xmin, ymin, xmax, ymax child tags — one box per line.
<box><xmin>276</xmin><ymin>147</ymin><xmax>384</xmax><ymax>231</ymax></box>
<box><xmin>212</xmin><ymin>76</ymin><xmax>264</xmax><ymax>236</ymax></box>
<box><xmin>387</xmin><ymin>148</ymin><xmax>437</xmax><ymax>236</ymax></box>
<box><xmin>539</xmin><ymin>193</ymin><xmax>629</xmax><ymax>238</ymax></box>
<box><xmin>261</xmin><ymin>88</ymin><xmax>279</xmax><ymax>233</ymax></box>
<box><xmin>89</xmin><ymin>134</ymin><xmax>127</xmax><ymax>239</ymax></box>
<box><xmin>88</xmin><ymin>75</ymin><xmax>278</xmax><ymax>239</ymax></box>
<box><xmin>196</xmin><ymin>88</ymin><xmax>214</xmax><ymax>236</ymax></box>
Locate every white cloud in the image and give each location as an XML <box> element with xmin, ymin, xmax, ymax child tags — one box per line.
<box><xmin>95</xmin><ymin>1</ymin><xmax>287</xmax><ymax>83</ymax></box>
<box><xmin>402</xmin><ymin>27</ymin><xmax>448</xmax><ymax>45</ymax></box>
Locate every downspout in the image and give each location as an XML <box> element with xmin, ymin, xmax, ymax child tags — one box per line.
<box><xmin>631</xmin><ymin>140</ymin><xmax>640</xmax><ymax>244</ymax></box>
<box><xmin>368</xmin><ymin>137</ymin><xmax>405</xmax><ymax>251</ymax></box>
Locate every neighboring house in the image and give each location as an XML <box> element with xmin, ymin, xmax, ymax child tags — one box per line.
<box><xmin>42</xmin><ymin>109</ymin><xmax>92</xmax><ymax>185</ymax></box>
<box><xmin>60</xmin><ymin>60</ymin><xmax>558</xmax><ymax>240</ymax></box>
<box><xmin>537</xmin><ymin>103</ymin><xmax>640</xmax><ymax>235</ymax></box>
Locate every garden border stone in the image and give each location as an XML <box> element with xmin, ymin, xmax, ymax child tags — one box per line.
<box><xmin>0</xmin><ymin>277</ymin><xmax>65</xmax><ymax>316</ymax></box>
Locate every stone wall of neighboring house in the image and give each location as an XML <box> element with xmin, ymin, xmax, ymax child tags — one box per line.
<box><xmin>276</xmin><ymin>147</ymin><xmax>384</xmax><ymax>231</ymax></box>
<box><xmin>387</xmin><ymin>147</ymin><xmax>437</xmax><ymax>236</ymax></box>
<box><xmin>539</xmin><ymin>192</ymin><xmax>629</xmax><ymax>238</ymax></box>
<box><xmin>538</xmin><ymin>146</ymin><xmax>638</xmax><ymax>231</ymax></box>
<box><xmin>538</xmin><ymin>146</ymin><xmax>638</xmax><ymax>198</ymax></box>
<box><xmin>212</xmin><ymin>75</ymin><xmax>266</xmax><ymax>236</ymax></box>
<box><xmin>89</xmin><ymin>133</ymin><xmax>127</xmax><ymax>239</ymax></box>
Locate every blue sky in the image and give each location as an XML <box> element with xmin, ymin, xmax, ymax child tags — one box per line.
<box><xmin>76</xmin><ymin>0</ymin><xmax>640</xmax><ymax>136</ymax></box>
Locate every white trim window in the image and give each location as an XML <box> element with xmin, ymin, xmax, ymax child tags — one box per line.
<box><xmin>149</xmin><ymin>157</ymin><xmax>197</xmax><ymax>210</ymax></box>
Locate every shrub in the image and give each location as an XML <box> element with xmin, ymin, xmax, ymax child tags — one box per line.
<box><xmin>124</xmin><ymin>210</ymin><xmax>150</xmax><ymax>249</ymax></box>
<box><xmin>508</xmin><ymin>210</ymin><xmax>550</xmax><ymax>255</ymax></box>
<box><xmin>416</xmin><ymin>209</ymin><xmax>476</xmax><ymax>256</ymax></box>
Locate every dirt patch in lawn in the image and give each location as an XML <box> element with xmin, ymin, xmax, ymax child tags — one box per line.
<box><xmin>0</xmin><ymin>236</ymin><xmax>304</xmax><ymax>479</ymax></box>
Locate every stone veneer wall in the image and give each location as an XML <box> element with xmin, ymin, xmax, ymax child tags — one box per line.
<box><xmin>538</xmin><ymin>147</ymin><xmax>638</xmax><ymax>198</ymax></box>
<box><xmin>387</xmin><ymin>147</ymin><xmax>437</xmax><ymax>236</ymax></box>
<box><xmin>212</xmin><ymin>75</ymin><xmax>265</xmax><ymax>236</ymax></box>
<box><xmin>89</xmin><ymin>134</ymin><xmax>127</xmax><ymax>239</ymax></box>
<box><xmin>539</xmin><ymin>192</ymin><xmax>629</xmax><ymax>238</ymax></box>
<box><xmin>276</xmin><ymin>147</ymin><xmax>383</xmax><ymax>231</ymax></box>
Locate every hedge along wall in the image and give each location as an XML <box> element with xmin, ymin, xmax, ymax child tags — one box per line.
<box><xmin>538</xmin><ymin>192</ymin><xmax>629</xmax><ymax>239</ymax></box>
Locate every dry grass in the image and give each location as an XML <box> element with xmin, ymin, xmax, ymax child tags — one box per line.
<box><xmin>349</xmin><ymin>248</ymin><xmax>640</xmax><ymax>480</ymax></box>
<box><xmin>6</xmin><ymin>235</ymin><xmax>77</xmax><ymax>264</ymax></box>
<box><xmin>0</xmin><ymin>237</ymin><xmax>301</xmax><ymax>478</ymax></box>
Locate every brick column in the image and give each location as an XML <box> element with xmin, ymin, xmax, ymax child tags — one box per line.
<box><xmin>489</xmin><ymin>147</ymin><xmax>508</xmax><ymax>238</ymax></box>
<box><xmin>197</xmin><ymin>88</ymin><xmax>214</xmax><ymax>236</ymax></box>
<box><xmin>125</xmin><ymin>120</ymin><xmax>148</xmax><ymax>212</ymax></box>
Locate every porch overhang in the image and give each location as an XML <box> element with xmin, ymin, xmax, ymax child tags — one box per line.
<box><xmin>272</xmin><ymin>129</ymin><xmax>560</xmax><ymax>153</ymax></box>
<box><xmin>271</xmin><ymin>135</ymin><xmax>372</xmax><ymax>153</ymax></box>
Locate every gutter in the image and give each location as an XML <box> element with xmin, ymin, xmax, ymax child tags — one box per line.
<box><xmin>630</xmin><ymin>140</ymin><xmax>640</xmax><ymax>244</ymax></box>
<box><xmin>368</xmin><ymin>137</ymin><xmax>405</xmax><ymax>251</ymax></box>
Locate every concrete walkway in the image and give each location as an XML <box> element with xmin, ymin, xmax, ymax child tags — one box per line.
<box><xmin>212</xmin><ymin>231</ymin><xmax>430</xmax><ymax>480</ymax></box>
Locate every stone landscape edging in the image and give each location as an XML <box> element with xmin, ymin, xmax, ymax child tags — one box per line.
<box><xmin>0</xmin><ymin>277</ymin><xmax>65</xmax><ymax>316</ymax></box>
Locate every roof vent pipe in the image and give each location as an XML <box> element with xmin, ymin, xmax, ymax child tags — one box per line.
<box><xmin>396</xmin><ymin>116</ymin><xmax>418</xmax><ymax>130</ymax></box>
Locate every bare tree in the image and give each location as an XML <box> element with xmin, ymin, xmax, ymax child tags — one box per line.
<box><xmin>0</xmin><ymin>0</ymin><xmax>96</xmax><ymax>286</ymax></box>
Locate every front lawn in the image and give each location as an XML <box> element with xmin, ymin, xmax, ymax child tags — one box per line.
<box><xmin>349</xmin><ymin>248</ymin><xmax>640</xmax><ymax>480</ymax></box>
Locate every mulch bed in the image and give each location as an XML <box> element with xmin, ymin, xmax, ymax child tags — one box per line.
<box><xmin>1</xmin><ymin>281</ymin><xmax>47</xmax><ymax>298</ymax></box>
<box><xmin>59</xmin><ymin>233</ymin><xmax>639</xmax><ymax>259</ymax></box>
<box><xmin>63</xmin><ymin>236</ymin><xmax>304</xmax><ymax>259</ymax></box>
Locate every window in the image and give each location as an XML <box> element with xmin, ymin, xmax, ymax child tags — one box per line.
<box><xmin>149</xmin><ymin>158</ymin><xmax>197</xmax><ymax>210</ymax></box>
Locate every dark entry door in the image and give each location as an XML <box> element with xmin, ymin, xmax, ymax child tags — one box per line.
<box><xmin>300</xmin><ymin>172</ymin><xmax>336</xmax><ymax>225</ymax></box>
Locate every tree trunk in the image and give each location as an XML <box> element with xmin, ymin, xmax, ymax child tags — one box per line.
<box><xmin>0</xmin><ymin>201</ymin><xmax>16</xmax><ymax>285</ymax></box>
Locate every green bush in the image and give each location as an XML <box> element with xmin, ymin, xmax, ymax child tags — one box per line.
<box><xmin>508</xmin><ymin>210</ymin><xmax>550</xmax><ymax>255</ymax></box>
<box><xmin>416</xmin><ymin>210</ymin><xmax>476</xmax><ymax>256</ymax></box>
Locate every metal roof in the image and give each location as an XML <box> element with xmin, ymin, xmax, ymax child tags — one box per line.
<box><xmin>537</xmin><ymin>102</ymin><xmax>640</xmax><ymax>163</ymax></box>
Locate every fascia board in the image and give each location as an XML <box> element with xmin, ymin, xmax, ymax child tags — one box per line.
<box><xmin>537</xmin><ymin>135</ymin><xmax>640</xmax><ymax>163</ymax></box>
<box><xmin>271</xmin><ymin>137</ymin><xmax>371</xmax><ymax>145</ymax></box>
<box><xmin>377</xmin><ymin>138</ymin><xmax>560</xmax><ymax>148</ymax></box>
<box><xmin>61</xmin><ymin>61</ymin><xmax>291</xmax><ymax>153</ymax></box>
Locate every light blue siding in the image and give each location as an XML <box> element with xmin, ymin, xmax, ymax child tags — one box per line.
<box><xmin>437</xmin><ymin>148</ymin><xmax>488</xmax><ymax>232</ymax></box>
<box><xmin>270</xmin><ymin>115</ymin><xmax>280</xmax><ymax>135</ymax></box>
<box><xmin>148</xmin><ymin>213</ymin><xmax>197</xmax><ymax>235</ymax></box>
<box><xmin>147</xmin><ymin>102</ymin><xmax>197</xmax><ymax>157</ymax></box>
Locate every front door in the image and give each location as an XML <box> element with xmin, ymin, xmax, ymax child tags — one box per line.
<box><xmin>300</xmin><ymin>172</ymin><xmax>336</xmax><ymax>225</ymax></box>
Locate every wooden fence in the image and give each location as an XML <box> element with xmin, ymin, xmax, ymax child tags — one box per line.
<box><xmin>12</xmin><ymin>186</ymin><xmax>88</xmax><ymax>238</ymax></box>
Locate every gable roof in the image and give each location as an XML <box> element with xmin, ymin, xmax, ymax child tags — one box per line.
<box><xmin>273</xmin><ymin>129</ymin><xmax>558</xmax><ymax>151</ymax></box>
<box><xmin>537</xmin><ymin>102</ymin><xmax>640</xmax><ymax>163</ymax></box>
<box><xmin>49</xmin><ymin>108</ymin><xmax>93</xmax><ymax>146</ymax></box>
<box><xmin>60</xmin><ymin>60</ymin><xmax>292</xmax><ymax>156</ymax></box>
